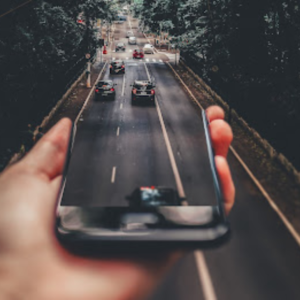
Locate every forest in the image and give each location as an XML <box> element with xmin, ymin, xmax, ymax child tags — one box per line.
<box><xmin>0</xmin><ymin>0</ymin><xmax>118</xmax><ymax>127</ymax></box>
<box><xmin>0</xmin><ymin>0</ymin><xmax>118</xmax><ymax>168</ymax></box>
<box><xmin>133</xmin><ymin>0</ymin><xmax>300</xmax><ymax>169</ymax></box>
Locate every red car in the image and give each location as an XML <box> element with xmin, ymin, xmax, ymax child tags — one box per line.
<box><xmin>133</xmin><ymin>48</ymin><xmax>144</xmax><ymax>59</ymax></box>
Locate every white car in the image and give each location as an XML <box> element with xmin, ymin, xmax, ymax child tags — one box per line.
<box><xmin>143</xmin><ymin>44</ymin><xmax>155</xmax><ymax>54</ymax></box>
<box><xmin>128</xmin><ymin>36</ymin><xmax>137</xmax><ymax>45</ymax></box>
<box><xmin>126</xmin><ymin>31</ymin><xmax>134</xmax><ymax>38</ymax></box>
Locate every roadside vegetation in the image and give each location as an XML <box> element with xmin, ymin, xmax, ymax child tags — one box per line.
<box><xmin>132</xmin><ymin>0</ymin><xmax>300</xmax><ymax>170</ymax></box>
<box><xmin>0</xmin><ymin>0</ymin><xmax>119</xmax><ymax>169</ymax></box>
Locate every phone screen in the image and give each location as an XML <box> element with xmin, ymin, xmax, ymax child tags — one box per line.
<box><xmin>58</xmin><ymin>108</ymin><xmax>224</xmax><ymax>231</ymax></box>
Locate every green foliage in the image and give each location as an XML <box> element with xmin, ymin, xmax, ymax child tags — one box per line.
<box><xmin>0</xmin><ymin>0</ymin><xmax>116</xmax><ymax>128</ymax></box>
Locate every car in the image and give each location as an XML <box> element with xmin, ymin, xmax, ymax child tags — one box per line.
<box><xmin>113</xmin><ymin>19</ymin><xmax>124</xmax><ymax>24</ymax></box>
<box><xmin>132</xmin><ymin>48</ymin><xmax>144</xmax><ymax>59</ymax></box>
<box><xmin>126</xmin><ymin>30</ymin><xmax>134</xmax><ymax>38</ymax></box>
<box><xmin>118</xmin><ymin>15</ymin><xmax>127</xmax><ymax>21</ymax></box>
<box><xmin>131</xmin><ymin>79</ymin><xmax>156</xmax><ymax>105</ymax></box>
<box><xmin>128</xmin><ymin>36</ymin><xmax>137</xmax><ymax>45</ymax></box>
<box><xmin>115</xmin><ymin>42</ymin><xmax>126</xmax><ymax>52</ymax></box>
<box><xmin>126</xmin><ymin>186</ymin><xmax>182</xmax><ymax>207</ymax></box>
<box><xmin>143</xmin><ymin>44</ymin><xmax>155</xmax><ymax>54</ymax></box>
<box><xmin>110</xmin><ymin>60</ymin><xmax>125</xmax><ymax>74</ymax></box>
<box><xmin>95</xmin><ymin>80</ymin><xmax>116</xmax><ymax>100</ymax></box>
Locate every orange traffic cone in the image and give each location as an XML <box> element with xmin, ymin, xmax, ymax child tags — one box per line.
<box><xmin>103</xmin><ymin>45</ymin><xmax>107</xmax><ymax>54</ymax></box>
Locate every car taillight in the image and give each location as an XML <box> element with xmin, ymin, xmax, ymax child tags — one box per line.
<box><xmin>110</xmin><ymin>88</ymin><xmax>115</xmax><ymax>92</ymax></box>
<box><xmin>132</xmin><ymin>88</ymin><xmax>137</xmax><ymax>94</ymax></box>
<box><xmin>95</xmin><ymin>89</ymin><xmax>99</xmax><ymax>92</ymax></box>
<box><xmin>151</xmin><ymin>89</ymin><xmax>155</xmax><ymax>95</ymax></box>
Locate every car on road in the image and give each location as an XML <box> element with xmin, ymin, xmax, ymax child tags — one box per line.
<box><xmin>110</xmin><ymin>60</ymin><xmax>125</xmax><ymax>74</ymax></box>
<box><xmin>115</xmin><ymin>42</ymin><xmax>126</xmax><ymax>52</ymax></box>
<box><xmin>143</xmin><ymin>44</ymin><xmax>155</xmax><ymax>54</ymax></box>
<box><xmin>126</xmin><ymin>30</ymin><xmax>134</xmax><ymax>38</ymax></box>
<box><xmin>131</xmin><ymin>80</ymin><xmax>156</xmax><ymax>105</ymax></box>
<box><xmin>126</xmin><ymin>186</ymin><xmax>182</xmax><ymax>207</ymax></box>
<box><xmin>132</xmin><ymin>48</ymin><xmax>144</xmax><ymax>59</ymax></box>
<box><xmin>128</xmin><ymin>36</ymin><xmax>137</xmax><ymax>45</ymax></box>
<box><xmin>95</xmin><ymin>80</ymin><xmax>116</xmax><ymax>100</ymax></box>
<box><xmin>118</xmin><ymin>15</ymin><xmax>127</xmax><ymax>21</ymax></box>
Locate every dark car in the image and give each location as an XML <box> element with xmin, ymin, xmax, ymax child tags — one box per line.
<box><xmin>126</xmin><ymin>186</ymin><xmax>183</xmax><ymax>207</ymax></box>
<box><xmin>133</xmin><ymin>48</ymin><xmax>144</xmax><ymax>59</ymax></box>
<box><xmin>110</xmin><ymin>60</ymin><xmax>125</xmax><ymax>74</ymax></box>
<box><xmin>115</xmin><ymin>42</ymin><xmax>126</xmax><ymax>52</ymax></box>
<box><xmin>131</xmin><ymin>80</ymin><xmax>156</xmax><ymax>105</ymax></box>
<box><xmin>95</xmin><ymin>80</ymin><xmax>116</xmax><ymax>100</ymax></box>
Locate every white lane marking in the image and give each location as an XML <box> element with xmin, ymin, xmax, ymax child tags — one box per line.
<box><xmin>159</xmin><ymin>59</ymin><xmax>163</xmax><ymax>62</ymax></box>
<box><xmin>152</xmin><ymin>59</ymin><xmax>156</xmax><ymax>62</ymax></box>
<box><xmin>112</xmin><ymin>57</ymin><xmax>115</xmax><ymax>61</ymax></box>
<box><xmin>144</xmin><ymin>62</ymin><xmax>151</xmax><ymax>81</ymax></box>
<box><xmin>116</xmin><ymin>127</ymin><xmax>120</xmax><ymax>137</ymax></box>
<box><xmin>111</xmin><ymin>166</ymin><xmax>117</xmax><ymax>183</ymax></box>
<box><xmin>146</xmin><ymin>58</ymin><xmax>149</xmax><ymax>62</ymax></box>
<box><xmin>167</xmin><ymin>61</ymin><xmax>300</xmax><ymax>248</ymax></box>
<box><xmin>121</xmin><ymin>75</ymin><xmax>126</xmax><ymax>96</ymax></box>
<box><xmin>120</xmin><ymin>103</ymin><xmax>123</xmax><ymax>109</ymax></box>
<box><xmin>195</xmin><ymin>251</ymin><xmax>218</xmax><ymax>300</ymax></box>
<box><xmin>126</xmin><ymin>57</ymin><xmax>129</xmax><ymax>60</ymax></box>
<box><xmin>230</xmin><ymin>146</ymin><xmax>300</xmax><ymax>247</ymax></box>
<box><xmin>144</xmin><ymin>62</ymin><xmax>185</xmax><ymax>199</ymax></box>
<box><xmin>75</xmin><ymin>62</ymin><xmax>107</xmax><ymax>124</ymax></box>
<box><xmin>129</xmin><ymin>49</ymin><xmax>132</xmax><ymax>52</ymax></box>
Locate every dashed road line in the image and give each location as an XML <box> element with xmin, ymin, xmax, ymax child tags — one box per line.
<box><xmin>195</xmin><ymin>251</ymin><xmax>218</xmax><ymax>300</ymax></box>
<box><xmin>121</xmin><ymin>75</ymin><xmax>126</xmax><ymax>97</ymax></box>
<box><xmin>111</xmin><ymin>166</ymin><xmax>117</xmax><ymax>183</ymax></box>
<box><xmin>116</xmin><ymin>126</ymin><xmax>120</xmax><ymax>136</ymax></box>
<box><xmin>120</xmin><ymin>103</ymin><xmax>123</xmax><ymax>109</ymax></box>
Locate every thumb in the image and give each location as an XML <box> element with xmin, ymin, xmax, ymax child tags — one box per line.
<box><xmin>22</xmin><ymin>118</ymin><xmax>72</xmax><ymax>180</ymax></box>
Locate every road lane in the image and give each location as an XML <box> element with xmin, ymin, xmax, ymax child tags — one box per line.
<box><xmin>148</xmin><ymin>62</ymin><xmax>218</xmax><ymax>206</ymax></box>
<box><xmin>62</xmin><ymin>60</ymin><xmax>177</xmax><ymax>207</ymax></box>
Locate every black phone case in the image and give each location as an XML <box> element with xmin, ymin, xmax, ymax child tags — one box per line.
<box><xmin>56</xmin><ymin>110</ymin><xmax>230</xmax><ymax>253</ymax></box>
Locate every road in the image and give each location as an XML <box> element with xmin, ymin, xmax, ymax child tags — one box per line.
<box><xmin>63</xmin><ymin>17</ymin><xmax>300</xmax><ymax>300</ymax></box>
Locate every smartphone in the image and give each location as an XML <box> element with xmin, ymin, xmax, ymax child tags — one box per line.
<box><xmin>56</xmin><ymin>110</ymin><xmax>230</xmax><ymax>252</ymax></box>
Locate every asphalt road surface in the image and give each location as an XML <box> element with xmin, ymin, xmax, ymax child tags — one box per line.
<box><xmin>63</xmin><ymin>18</ymin><xmax>300</xmax><ymax>300</ymax></box>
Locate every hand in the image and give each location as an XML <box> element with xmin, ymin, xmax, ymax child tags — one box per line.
<box><xmin>206</xmin><ymin>105</ymin><xmax>235</xmax><ymax>214</ymax></box>
<box><xmin>0</xmin><ymin>106</ymin><xmax>234</xmax><ymax>300</ymax></box>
